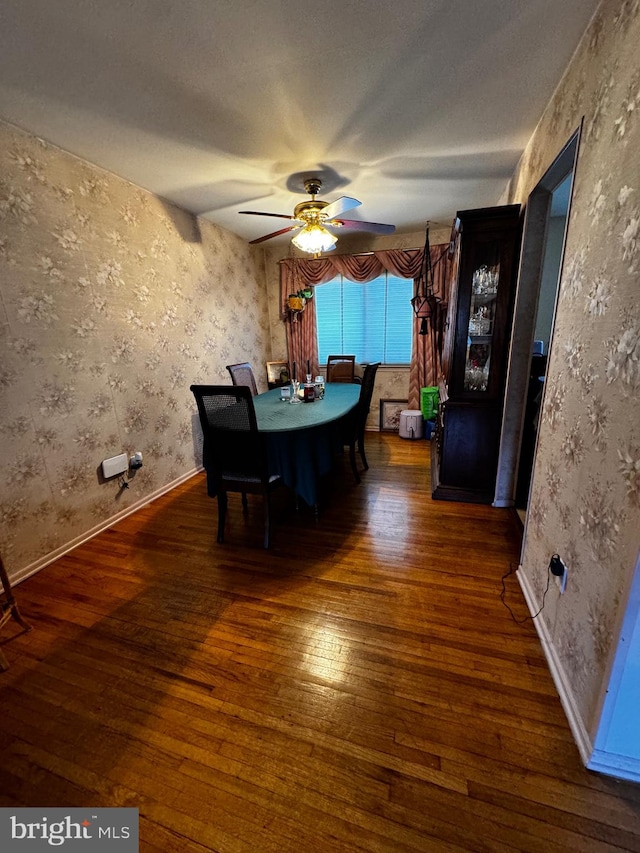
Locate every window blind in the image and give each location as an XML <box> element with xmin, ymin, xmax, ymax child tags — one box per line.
<box><xmin>315</xmin><ymin>272</ymin><xmax>413</xmax><ymax>364</ymax></box>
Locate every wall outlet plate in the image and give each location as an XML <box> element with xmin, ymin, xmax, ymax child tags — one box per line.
<box><xmin>101</xmin><ymin>453</ymin><xmax>128</xmax><ymax>479</ymax></box>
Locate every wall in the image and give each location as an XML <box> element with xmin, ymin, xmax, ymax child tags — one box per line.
<box><xmin>262</xmin><ymin>226</ymin><xmax>452</xmax><ymax>429</ymax></box>
<box><xmin>0</xmin><ymin>119</ymin><xmax>270</xmax><ymax>581</ymax></box>
<box><xmin>506</xmin><ymin>0</ymin><xmax>640</xmax><ymax>753</ymax></box>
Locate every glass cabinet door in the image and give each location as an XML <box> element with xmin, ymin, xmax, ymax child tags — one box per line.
<box><xmin>463</xmin><ymin>261</ymin><xmax>500</xmax><ymax>392</ymax></box>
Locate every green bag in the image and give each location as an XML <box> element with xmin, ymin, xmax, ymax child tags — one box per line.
<box><xmin>420</xmin><ymin>386</ymin><xmax>439</xmax><ymax>421</ymax></box>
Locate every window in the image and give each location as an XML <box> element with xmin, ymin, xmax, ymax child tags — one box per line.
<box><xmin>315</xmin><ymin>272</ymin><xmax>413</xmax><ymax>365</ymax></box>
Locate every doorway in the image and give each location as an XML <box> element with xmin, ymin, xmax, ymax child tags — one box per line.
<box><xmin>515</xmin><ymin>172</ymin><xmax>572</xmax><ymax>518</ymax></box>
<box><xmin>493</xmin><ymin>127</ymin><xmax>581</xmax><ymax>525</ymax></box>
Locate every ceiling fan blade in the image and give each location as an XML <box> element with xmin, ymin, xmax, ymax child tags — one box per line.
<box><xmin>239</xmin><ymin>210</ymin><xmax>297</xmax><ymax>220</ymax></box>
<box><xmin>321</xmin><ymin>196</ymin><xmax>361</xmax><ymax>219</ymax></box>
<box><xmin>249</xmin><ymin>225</ymin><xmax>301</xmax><ymax>245</ymax></box>
<box><xmin>333</xmin><ymin>219</ymin><xmax>396</xmax><ymax>235</ymax></box>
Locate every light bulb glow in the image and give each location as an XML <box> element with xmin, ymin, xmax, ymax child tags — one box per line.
<box><xmin>291</xmin><ymin>223</ymin><xmax>337</xmax><ymax>254</ymax></box>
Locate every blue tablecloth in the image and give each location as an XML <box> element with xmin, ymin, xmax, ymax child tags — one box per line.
<box><xmin>253</xmin><ymin>384</ymin><xmax>360</xmax><ymax>431</ymax></box>
<box><xmin>254</xmin><ymin>384</ymin><xmax>360</xmax><ymax>506</ymax></box>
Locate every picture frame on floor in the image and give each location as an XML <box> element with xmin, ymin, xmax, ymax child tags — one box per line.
<box><xmin>379</xmin><ymin>398</ymin><xmax>407</xmax><ymax>432</ymax></box>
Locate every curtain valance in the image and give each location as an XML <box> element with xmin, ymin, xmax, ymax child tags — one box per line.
<box><xmin>279</xmin><ymin>249</ymin><xmax>423</xmax><ymax>314</ymax></box>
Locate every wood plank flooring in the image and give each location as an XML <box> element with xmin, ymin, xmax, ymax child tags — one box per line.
<box><xmin>1</xmin><ymin>433</ymin><xmax>639</xmax><ymax>851</ymax></box>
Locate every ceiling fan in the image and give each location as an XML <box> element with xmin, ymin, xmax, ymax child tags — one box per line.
<box><xmin>239</xmin><ymin>178</ymin><xmax>395</xmax><ymax>254</ymax></box>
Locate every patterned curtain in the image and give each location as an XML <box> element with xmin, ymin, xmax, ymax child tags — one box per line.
<box><xmin>407</xmin><ymin>244</ymin><xmax>453</xmax><ymax>408</ymax></box>
<box><xmin>279</xmin><ymin>258</ymin><xmax>334</xmax><ymax>378</ymax></box>
<box><xmin>279</xmin><ymin>247</ymin><xmax>447</xmax><ymax>390</ymax></box>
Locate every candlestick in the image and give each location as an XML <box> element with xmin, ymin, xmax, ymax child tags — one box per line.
<box><xmin>292</xmin><ymin>361</ymin><xmax>296</xmax><ymax>380</ymax></box>
<box><xmin>307</xmin><ymin>359</ymin><xmax>310</xmax><ymax>375</ymax></box>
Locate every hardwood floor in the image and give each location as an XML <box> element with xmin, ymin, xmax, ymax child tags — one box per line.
<box><xmin>1</xmin><ymin>433</ymin><xmax>639</xmax><ymax>851</ymax></box>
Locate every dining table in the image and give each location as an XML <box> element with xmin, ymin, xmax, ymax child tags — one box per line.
<box><xmin>253</xmin><ymin>382</ymin><xmax>361</xmax><ymax>508</ymax></box>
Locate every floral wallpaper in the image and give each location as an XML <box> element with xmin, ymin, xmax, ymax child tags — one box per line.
<box><xmin>507</xmin><ymin>0</ymin><xmax>640</xmax><ymax>734</ymax></box>
<box><xmin>0</xmin><ymin>119</ymin><xmax>270</xmax><ymax>580</ymax></box>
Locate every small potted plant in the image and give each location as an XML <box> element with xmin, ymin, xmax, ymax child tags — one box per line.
<box><xmin>287</xmin><ymin>293</ymin><xmax>305</xmax><ymax>312</ymax></box>
<box><xmin>286</xmin><ymin>288</ymin><xmax>313</xmax><ymax>314</ymax></box>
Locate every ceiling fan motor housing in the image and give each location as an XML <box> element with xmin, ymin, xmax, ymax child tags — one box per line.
<box><xmin>293</xmin><ymin>199</ymin><xmax>330</xmax><ymax>223</ymax></box>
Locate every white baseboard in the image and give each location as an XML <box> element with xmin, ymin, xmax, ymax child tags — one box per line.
<box><xmin>11</xmin><ymin>467</ymin><xmax>202</xmax><ymax>587</ymax></box>
<box><xmin>516</xmin><ymin>566</ymin><xmax>594</xmax><ymax>765</ymax></box>
<box><xmin>587</xmin><ymin>750</ymin><xmax>640</xmax><ymax>783</ymax></box>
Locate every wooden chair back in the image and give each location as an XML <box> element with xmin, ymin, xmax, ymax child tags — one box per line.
<box><xmin>344</xmin><ymin>362</ymin><xmax>380</xmax><ymax>483</ymax></box>
<box><xmin>326</xmin><ymin>355</ymin><xmax>356</xmax><ymax>383</ymax></box>
<box><xmin>226</xmin><ymin>362</ymin><xmax>258</xmax><ymax>396</ymax></box>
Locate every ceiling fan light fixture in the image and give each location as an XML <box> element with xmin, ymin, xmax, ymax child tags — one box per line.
<box><xmin>291</xmin><ymin>223</ymin><xmax>337</xmax><ymax>255</ymax></box>
<box><xmin>241</xmin><ymin>175</ymin><xmax>393</xmax><ymax>248</ymax></box>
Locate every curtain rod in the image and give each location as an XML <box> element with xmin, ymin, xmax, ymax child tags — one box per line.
<box><xmin>277</xmin><ymin>247</ymin><xmax>421</xmax><ymax>263</ymax></box>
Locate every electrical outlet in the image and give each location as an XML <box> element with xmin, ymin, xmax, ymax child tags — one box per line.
<box><xmin>553</xmin><ymin>557</ymin><xmax>568</xmax><ymax>594</ymax></box>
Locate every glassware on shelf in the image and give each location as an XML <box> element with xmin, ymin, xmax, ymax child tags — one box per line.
<box><xmin>464</xmin><ymin>365</ymin><xmax>489</xmax><ymax>392</ymax></box>
<box><xmin>468</xmin><ymin>306</ymin><xmax>492</xmax><ymax>336</ymax></box>
<box><xmin>464</xmin><ymin>343</ymin><xmax>491</xmax><ymax>392</ymax></box>
<box><xmin>463</xmin><ymin>259</ymin><xmax>502</xmax><ymax>391</ymax></box>
<box><xmin>472</xmin><ymin>264</ymin><xmax>499</xmax><ymax>295</ymax></box>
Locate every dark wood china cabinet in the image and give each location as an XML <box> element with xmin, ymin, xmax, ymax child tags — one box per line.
<box><xmin>432</xmin><ymin>205</ymin><xmax>521</xmax><ymax>503</ymax></box>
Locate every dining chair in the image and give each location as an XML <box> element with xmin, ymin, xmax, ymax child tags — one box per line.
<box><xmin>226</xmin><ymin>362</ymin><xmax>258</xmax><ymax>396</ymax></box>
<box><xmin>344</xmin><ymin>362</ymin><xmax>380</xmax><ymax>483</ymax></box>
<box><xmin>326</xmin><ymin>355</ymin><xmax>356</xmax><ymax>384</ymax></box>
<box><xmin>190</xmin><ymin>385</ymin><xmax>283</xmax><ymax>549</ymax></box>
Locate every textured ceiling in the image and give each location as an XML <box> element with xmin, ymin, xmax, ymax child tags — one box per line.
<box><xmin>0</xmin><ymin>0</ymin><xmax>599</xmax><ymax>244</ymax></box>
